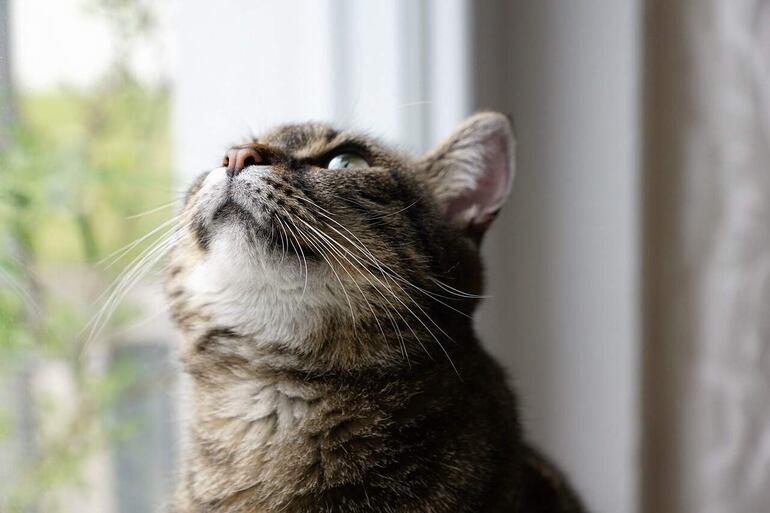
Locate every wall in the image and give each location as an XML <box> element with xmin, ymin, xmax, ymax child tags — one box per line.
<box><xmin>471</xmin><ymin>2</ymin><xmax>642</xmax><ymax>512</ymax></box>
<box><xmin>172</xmin><ymin>0</ymin><xmax>469</xmax><ymax>182</ymax></box>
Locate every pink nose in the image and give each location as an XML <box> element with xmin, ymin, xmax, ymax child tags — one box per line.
<box><xmin>223</xmin><ymin>146</ymin><xmax>263</xmax><ymax>176</ymax></box>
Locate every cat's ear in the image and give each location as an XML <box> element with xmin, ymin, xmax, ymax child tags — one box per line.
<box><xmin>419</xmin><ymin>112</ymin><xmax>515</xmax><ymax>238</ymax></box>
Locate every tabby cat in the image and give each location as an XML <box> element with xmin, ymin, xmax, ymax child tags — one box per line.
<box><xmin>166</xmin><ymin>112</ymin><xmax>587</xmax><ymax>513</ymax></box>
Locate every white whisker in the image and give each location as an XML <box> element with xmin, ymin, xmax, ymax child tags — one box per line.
<box><xmin>125</xmin><ymin>201</ymin><xmax>178</xmax><ymax>220</ymax></box>
<box><xmin>97</xmin><ymin>215</ymin><xmax>181</xmax><ymax>269</ymax></box>
<box><xmin>80</xmin><ymin>221</ymin><xmax>188</xmax><ymax>357</ymax></box>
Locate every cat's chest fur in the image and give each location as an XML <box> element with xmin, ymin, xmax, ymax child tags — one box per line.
<box><xmin>182</xmin><ymin>371</ymin><xmax>398</xmax><ymax>512</ymax></box>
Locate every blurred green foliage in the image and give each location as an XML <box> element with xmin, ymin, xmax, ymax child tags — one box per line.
<box><xmin>6</xmin><ymin>82</ymin><xmax>172</xmax><ymax>262</ymax></box>
<box><xmin>0</xmin><ymin>82</ymin><xmax>173</xmax><ymax>350</ymax></box>
<box><xmin>0</xmin><ymin>89</ymin><xmax>173</xmax><ymax>510</ymax></box>
<box><xmin>0</xmin><ymin>1</ymin><xmax>174</xmax><ymax>510</ymax></box>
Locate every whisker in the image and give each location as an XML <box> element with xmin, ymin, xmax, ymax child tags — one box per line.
<box><xmin>276</xmin><ymin>218</ymin><xmax>289</xmax><ymax>264</ymax></box>
<box><xmin>329</xmin><ymin>193</ymin><xmax>420</xmax><ymax>221</ymax></box>
<box><xmin>125</xmin><ymin>201</ymin><xmax>178</xmax><ymax>220</ymax></box>
<box><xmin>430</xmin><ymin>277</ymin><xmax>489</xmax><ymax>299</ymax></box>
<box><xmin>276</xmin><ymin>217</ymin><xmax>309</xmax><ymax>298</ymax></box>
<box><xmin>293</xmin><ymin>218</ymin><xmax>396</xmax><ymax>351</ymax></box>
<box><xmin>97</xmin><ymin>215</ymin><xmax>181</xmax><ymax>269</ymax></box>
<box><xmin>0</xmin><ymin>265</ymin><xmax>41</xmax><ymax>315</ymax></box>
<box><xmin>291</xmin><ymin>200</ymin><xmax>462</xmax><ymax>373</ymax></box>
<box><xmin>297</xmin><ymin>196</ymin><xmax>473</xmax><ymax>312</ymax></box>
<box><xmin>294</xmin><ymin>216</ymin><xmax>431</xmax><ymax>361</ymax></box>
<box><xmin>80</xmin><ymin>221</ymin><xmax>188</xmax><ymax>357</ymax></box>
<box><xmin>281</xmin><ymin>219</ymin><xmax>357</xmax><ymax>329</ymax></box>
<box><xmin>324</xmin><ymin>203</ymin><xmax>478</xmax><ymax>307</ymax></box>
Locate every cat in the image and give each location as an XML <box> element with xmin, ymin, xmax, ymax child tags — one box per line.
<box><xmin>165</xmin><ymin>112</ymin><xmax>587</xmax><ymax>513</ymax></box>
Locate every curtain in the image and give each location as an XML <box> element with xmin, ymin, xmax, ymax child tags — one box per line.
<box><xmin>644</xmin><ymin>1</ymin><xmax>770</xmax><ymax>512</ymax></box>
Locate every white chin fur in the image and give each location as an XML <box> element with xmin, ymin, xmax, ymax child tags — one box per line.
<box><xmin>185</xmin><ymin>171</ymin><xmax>347</xmax><ymax>347</ymax></box>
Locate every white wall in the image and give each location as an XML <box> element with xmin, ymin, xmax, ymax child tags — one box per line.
<box><xmin>473</xmin><ymin>2</ymin><xmax>641</xmax><ymax>512</ymax></box>
<box><xmin>172</xmin><ymin>0</ymin><xmax>469</xmax><ymax>182</ymax></box>
<box><xmin>171</xmin><ymin>0</ymin><xmax>335</xmax><ymax>180</ymax></box>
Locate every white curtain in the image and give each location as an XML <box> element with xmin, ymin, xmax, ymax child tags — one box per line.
<box><xmin>644</xmin><ymin>1</ymin><xmax>770</xmax><ymax>512</ymax></box>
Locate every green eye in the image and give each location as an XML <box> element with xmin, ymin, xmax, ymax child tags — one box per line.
<box><xmin>327</xmin><ymin>153</ymin><xmax>369</xmax><ymax>170</ymax></box>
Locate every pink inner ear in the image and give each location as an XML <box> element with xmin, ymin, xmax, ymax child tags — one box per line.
<box><xmin>445</xmin><ymin>133</ymin><xmax>512</xmax><ymax>224</ymax></box>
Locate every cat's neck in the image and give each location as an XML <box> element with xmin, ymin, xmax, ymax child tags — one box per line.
<box><xmin>175</xmin><ymin>338</ymin><xmax>443</xmax><ymax>513</ymax></box>
<box><xmin>177</xmin><ymin>363</ymin><xmax>323</xmax><ymax>511</ymax></box>
<box><xmin>172</xmin><ymin>308</ymin><xmax>480</xmax><ymax>513</ymax></box>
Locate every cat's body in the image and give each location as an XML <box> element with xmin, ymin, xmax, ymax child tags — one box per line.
<box><xmin>166</xmin><ymin>113</ymin><xmax>586</xmax><ymax>513</ymax></box>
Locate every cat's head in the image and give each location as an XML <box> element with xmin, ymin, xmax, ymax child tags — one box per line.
<box><xmin>166</xmin><ymin>112</ymin><xmax>514</xmax><ymax>371</ymax></box>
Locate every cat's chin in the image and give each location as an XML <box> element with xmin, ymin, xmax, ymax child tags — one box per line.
<box><xmin>200</xmin><ymin>214</ymin><xmax>321</xmax><ymax>268</ymax></box>
<box><xmin>178</xmin><ymin>229</ymin><xmax>348</xmax><ymax>346</ymax></box>
<box><xmin>209</xmin><ymin>200</ymin><xmax>272</xmax><ymax>246</ymax></box>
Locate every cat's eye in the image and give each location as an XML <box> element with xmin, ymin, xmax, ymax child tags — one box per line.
<box><xmin>327</xmin><ymin>153</ymin><xmax>369</xmax><ymax>170</ymax></box>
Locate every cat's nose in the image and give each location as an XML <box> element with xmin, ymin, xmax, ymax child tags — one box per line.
<box><xmin>223</xmin><ymin>146</ymin><xmax>264</xmax><ymax>176</ymax></box>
